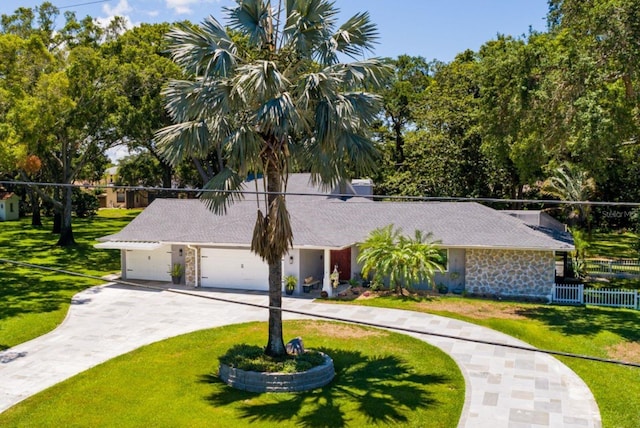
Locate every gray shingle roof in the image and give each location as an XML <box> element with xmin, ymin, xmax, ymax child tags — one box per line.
<box><xmin>100</xmin><ymin>178</ymin><xmax>574</xmax><ymax>251</ymax></box>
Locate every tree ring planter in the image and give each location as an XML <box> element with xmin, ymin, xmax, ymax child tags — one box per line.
<box><xmin>218</xmin><ymin>353</ymin><xmax>335</xmax><ymax>393</ymax></box>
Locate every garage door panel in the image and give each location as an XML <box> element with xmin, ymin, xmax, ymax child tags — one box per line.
<box><xmin>125</xmin><ymin>246</ymin><xmax>172</xmax><ymax>281</ymax></box>
<box><xmin>201</xmin><ymin>248</ymin><xmax>269</xmax><ymax>290</ymax></box>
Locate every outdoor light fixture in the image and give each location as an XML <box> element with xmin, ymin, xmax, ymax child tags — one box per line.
<box><xmin>289</xmin><ymin>256</ymin><xmax>294</xmax><ymax>264</ymax></box>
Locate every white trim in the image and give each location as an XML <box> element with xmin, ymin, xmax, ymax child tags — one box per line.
<box><xmin>94</xmin><ymin>241</ymin><xmax>163</xmax><ymax>251</ymax></box>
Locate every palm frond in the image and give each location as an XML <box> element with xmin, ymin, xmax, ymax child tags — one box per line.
<box><xmin>251</xmin><ymin>209</ymin><xmax>268</xmax><ymax>259</ymax></box>
<box><xmin>233</xmin><ymin>60</ymin><xmax>289</xmax><ymax>103</ymax></box>
<box><xmin>225</xmin><ymin>0</ymin><xmax>272</xmax><ymax>49</ymax></box>
<box><xmin>266</xmin><ymin>195</ymin><xmax>293</xmax><ymax>264</ymax></box>
<box><xmin>225</xmin><ymin>124</ymin><xmax>264</xmax><ymax>174</ymax></box>
<box><xmin>165</xmin><ymin>17</ymin><xmax>237</xmax><ymax>77</ymax></box>
<box><xmin>332</xmin><ymin>11</ymin><xmax>378</xmax><ymax>58</ymax></box>
<box><xmin>328</xmin><ymin>58</ymin><xmax>391</xmax><ymax>90</ymax></box>
<box><xmin>284</xmin><ymin>0</ymin><xmax>338</xmax><ymax>59</ymax></box>
<box><xmin>162</xmin><ymin>78</ymin><xmax>221</xmax><ymax>123</ymax></box>
<box><xmin>255</xmin><ymin>92</ymin><xmax>302</xmax><ymax>137</ymax></box>
<box><xmin>155</xmin><ymin>121</ymin><xmax>210</xmax><ymax>167</ymax></box>
<box><xmin>200</xmin><ymin>168</ymin><xmax>246</xmax><ymax>215</ymax></box>
<box><xmin>295</xmin><ymin>71</ymin><xmax>335</xmax><ymax>110</ymax></box>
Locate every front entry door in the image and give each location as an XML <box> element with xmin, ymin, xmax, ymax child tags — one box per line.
<box><xmin>330</xmin><ymin>248</ymin><xmax>351</xmax><ymax>281</ymax></box>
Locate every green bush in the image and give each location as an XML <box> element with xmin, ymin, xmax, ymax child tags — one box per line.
<box><xmin>219</xmin><ymin>344</ymin><xmax>324</xmax><ymax>373</ymax></box>
<box><xmin>72</xmin><ymin>188</ymin><xmax>99</xmax><ymax>218</ymax></box>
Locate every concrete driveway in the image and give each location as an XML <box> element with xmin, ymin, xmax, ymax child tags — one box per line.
<box><xmin>0</xmin><ymin>283</ymin><xmax>601</xmax><ymax>427</ymax></box>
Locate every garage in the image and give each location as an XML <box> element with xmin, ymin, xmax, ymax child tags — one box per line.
<box><xmin>200</xmin><ymin>248</ymin><xmax>269</xmax><ymax>290</ymax></box>
<box><xmin>124</xmin><ymin>245</ymin><xmax>172</xmax><ymax>281</ymax></box>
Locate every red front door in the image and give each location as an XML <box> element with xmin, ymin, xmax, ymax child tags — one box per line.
<box><xmin>330</xmin><ymin>248</ymin><xmax>351</xmax><ymax>281</ymax></box>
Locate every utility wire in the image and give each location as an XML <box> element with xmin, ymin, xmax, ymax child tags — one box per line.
<box><xmin>57</xmin><ymin>0</ymin><xmax>111</xmax><ymax>10</ymax></box>
<box><xmin>1</xmin><ymin>258</ymin><xmax>639</xmax><ymax>369</ymax></box>
<box><xmin>2</xmin><ymin>180</ymin><xmax>640</xmax><ymax>207</ymax></box>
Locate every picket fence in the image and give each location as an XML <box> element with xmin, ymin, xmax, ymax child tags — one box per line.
<box><xmin>583</xmin><ymin>258</ymin><xmax>640</xmax><ymax>276</ymax></box>
<box><xmin>552</xmin><ymin>283</ymin><xmax>639</xmax><ymax>310</ymax></box>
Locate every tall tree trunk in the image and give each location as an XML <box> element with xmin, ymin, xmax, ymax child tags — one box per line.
<box><xmin>56</xmin><ymin>186</ymin><xmax>75</xmax><ymax>246</ymax></box>
<box><xmin>264</xmin><ymin>168</ymin><xmax>286</xmax><ymax>357</ymax></box>
<box><xmin>52</xmin><ymin>211</ymin><xmax>61</xmax><ymax>234</ymax></box>
<box><xmin>161</xmin><ymin>161</ymin><xmax>172</xmax><ymax>188</ymax></box>
<box><xmin>30</xmin><ymin>190</ymin><xmax>42</xmax><ymax>227</ymax></box>
<box><xmin>393</xmin><ymin>119</ymin><xmax>404</xmax><ymax>166</ymax></box>
<box><xmin>52</xmin><ymin>186</ymin><xmax>61</xmax><ymax>233</ymax></box>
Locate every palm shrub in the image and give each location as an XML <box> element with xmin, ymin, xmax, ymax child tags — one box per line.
<box><xmin>156</xmin><ymin>0</ymin><xmax>389</xmax><ymax>356</ymax></box>
<box><xmin>357</xmin><ymin>225</ymin><xmax>446</xmax><ymax>295</ymax></box>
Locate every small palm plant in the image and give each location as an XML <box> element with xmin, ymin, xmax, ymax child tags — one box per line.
<box><xmin>357</xmin><ymin>225</ymin><xmax>446</xmax><ymax>295</ymax></box>
<box><xmin>284</xmin><ymin>274</ymin><xmax>297</xmax><ymax>295</ymax></box>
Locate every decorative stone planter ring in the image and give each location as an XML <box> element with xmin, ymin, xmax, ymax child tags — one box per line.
<box><xmin>218</xmin><ymin>353</ymin><xmax>335</xmax><ymax>393</ymax></box>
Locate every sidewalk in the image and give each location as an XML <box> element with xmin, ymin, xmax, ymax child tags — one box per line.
<box><xmin>0</xmin><ymin>284</ymin><xmax>601</xmax><ymax>427</ymax></box>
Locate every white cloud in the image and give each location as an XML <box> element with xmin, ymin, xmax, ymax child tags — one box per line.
<box><xmin>103</xmin><ymin>0</ymin><xmax>133</xmax><ymax>17</ymax></box>
<box><xmin>166</xmin><ymin>0</ymin><xmax>194</xmax><ymax>15</ymax></box>
<box><xmin>96</xmin><ymin>0</ymin><xmax>134</xmax><ymax>31</ymax></box>
<box><xmin>166</xmin><ymin>0</ymin><xmax>218</xmax><ymax>15</ymax></box>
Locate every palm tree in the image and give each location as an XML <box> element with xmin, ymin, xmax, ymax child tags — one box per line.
<box><xmin>357</xmin><ymin>225</ymin><xmax>446</xmax><ymax>295</ymax></box>
<box><xmin>542</xmin><ymin>163</ymin><xmax>596</xmax><ymax>232</ymax></box>
<box><xmin>156</xmin><ymin>0</ymin><xmax>388</xmax><ymax>357</ymax></box>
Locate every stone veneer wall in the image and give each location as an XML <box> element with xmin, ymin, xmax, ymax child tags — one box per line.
<box><xmin>185</xmin><ymin>247</ymin><xmax>197</xmax><ymax>287</ymax></box>
<box><xmin>465</xmin><ymin>249</ymin><xmax>555</xmax><ymax>299</ymax></box>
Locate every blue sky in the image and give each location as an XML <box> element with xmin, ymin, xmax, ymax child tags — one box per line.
<box><xmin>2</xmin><ymin>0</ymin><xmax>550</xmax><ymax>62</ymax></box>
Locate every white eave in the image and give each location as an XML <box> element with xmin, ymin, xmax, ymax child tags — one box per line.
<box><xmin>94</xmin><ymin>241</ymin><xmax>164</xmax><ymax>251</ymax></box>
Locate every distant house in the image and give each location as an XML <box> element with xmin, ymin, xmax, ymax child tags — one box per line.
<box><xmin>0</xmin><ymin>191</ymin><xmax>19</xmax><ymax>221</ymax></box>
<box><xmin>96</xmin><ymin>174</ymin><xmax>573</xmax><ymax>300</ymax></box>
<box><xmin>97</xmin><ymin>166</ymin><xmax>149</xmax><ymax>209</ymax></box>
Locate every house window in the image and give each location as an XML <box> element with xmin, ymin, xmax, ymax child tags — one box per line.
<box><xmin>440</xmin><ymin>249</ymin><xmax>449</xmax><ymax>272</ymax></box>
<box><xmin>9</xmin><ymin>202</ymin><xmax>14</xmax><ymax>213</ymax></box>
<box><xmin>116</xmin><ymin>192</ymin><xmax>125</xmax><ymax>203</ymax></box>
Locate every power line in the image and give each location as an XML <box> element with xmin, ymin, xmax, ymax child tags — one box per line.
<box><xmin>1</xmin><ymin>257</ymin><xmax>639</xmax><ymax>369</ymax></box>
<box><xmin>57</xmin><ymin>0</ymin><xmax>111</xmax><ymax>10</ymax></box>
<box><xmin>2</xmin><ymin>180</ymin><xmax>640</xmax><ymax>207</ymax></box>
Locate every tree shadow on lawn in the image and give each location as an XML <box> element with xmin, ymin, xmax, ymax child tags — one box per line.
<box><xmin>515</xmin><ymin>305</ymin><xmax>640</xmax><ymax>342</ymax></box>
<box><xmin>201</xmin><ymin>348</ymin><xmax>450</xmax><ymax>426</ymax></box>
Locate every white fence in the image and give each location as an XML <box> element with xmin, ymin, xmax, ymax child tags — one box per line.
<box><xmin>552</xmin><ymin>283</ymin><xmax>639</xmax><ymax>310</ymax></box>
<box><xmin>583</xmin><ymin>258</ymin><xmax>640</xmax><ymax>276</ymax></box>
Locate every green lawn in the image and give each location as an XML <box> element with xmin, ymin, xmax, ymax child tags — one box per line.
<box><xmin>0</xmin><ymin>209</ymin><xmax>139</xmax><ymax>350</ymax></box>
<box><xmin>334</xmin><ymin>295</ymin><xmax>640</xmax><ymax>428</ymax></box>
<box><xmin>588</xmin><ymin>231</ymin><xmax>639</xmax><ymax>259</ymax></box>
<box><xmin>0</xmin><ymin>321</ymin><xmax>465</xmax><ymax>428</ymax></box>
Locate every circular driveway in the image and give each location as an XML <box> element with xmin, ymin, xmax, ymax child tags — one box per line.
<box><xmin>0</xmin><ymin>283</ymin><xmax>601</xmax><ymax>427</ymax></box>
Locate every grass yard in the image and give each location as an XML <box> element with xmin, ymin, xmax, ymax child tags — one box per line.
<box><xmin>0</xmin><ymin>321</ymin><xmax>465</xmax><ymax>428</ymax></box>
<box><xmin>0</xmin><ymin>209</ymin><xmax>139</xmax><ymax>350</ymax></box>
<box><xmin>332</xmin><ymin>294</ymin><xmax>640</xmax><ymax>428</ymax></box>
<box><xmin>588</xmin><ymin>231</ymin><xmax>639</xmax><ymax>259</ymax></box>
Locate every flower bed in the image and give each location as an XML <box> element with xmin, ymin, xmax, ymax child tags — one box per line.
<box><xmin>218</xmin><ymin>353</ymin><xmax>334</xmax><ymax>393</ymax></box>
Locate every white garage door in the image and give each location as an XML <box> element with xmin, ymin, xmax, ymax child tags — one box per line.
<box><xmin>200</xmin><ymin>248</ymin><xmax>269</xmax><ymax>290</ymax></box>
<box><xmin>125</xmin><ymin>245</ymin><xmax>172</xmax><ymax>281</ymax></box>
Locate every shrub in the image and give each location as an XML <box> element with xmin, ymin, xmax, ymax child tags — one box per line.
<box><xmin>218</xmin><ymin>344</ymin><xmax>324</xmax><ymax>373</ymax></box>
<box><xmin>72</xmin><ymin>188</ymin><xmax>99</xmax><ymax>218</ymax></box>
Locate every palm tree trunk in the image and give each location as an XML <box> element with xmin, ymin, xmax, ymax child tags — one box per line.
<box><xmin>264</xmin><ymin>168</ymin><xmax>286</xmax><ymax>357</ymax></box>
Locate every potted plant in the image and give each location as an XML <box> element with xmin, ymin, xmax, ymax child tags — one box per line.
<box><xmin>171</xmin><ymin>263</ymin><xmax>184</xmax><ymax>285</ymax></box>
<box><xmin>284</xmin><ymin>275</ymin><xmax>297</xmax><ymax>295</ymax></box>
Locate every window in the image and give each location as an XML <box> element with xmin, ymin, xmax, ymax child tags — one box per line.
<box><xmin>9</xmin><ymin>202</ymin><xmax>14</xmax><ymax>213</ymax></box>
<box><xmin>116</xmin><ymin>192</ymin><xmax>125</xmax><ymax>203</ymax></box>
<box><xmin>439</xmin><ymin>249</ymin><xmax>449</xmax><ymax>272</ymax></box>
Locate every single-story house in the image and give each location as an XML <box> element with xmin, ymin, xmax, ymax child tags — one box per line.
<box><xmin>96</xmin><ymin>174</ymin><xmax>574</xmax><ymax>299</ymax></box>
<box><xmin>0</xmin><ymin>191</ymin><xmax>19</xmax><ymax>221</ymax></box>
